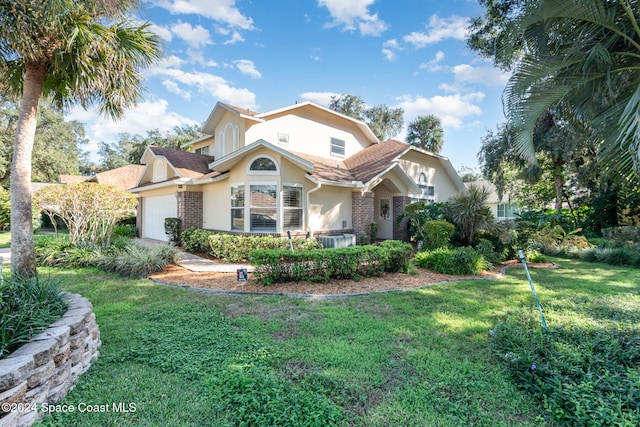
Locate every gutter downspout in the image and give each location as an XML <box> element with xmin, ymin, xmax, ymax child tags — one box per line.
<box><xmin>306</xmin><ymin>179</ymin><xmax>322</xmax><ymax>238</ymax></box>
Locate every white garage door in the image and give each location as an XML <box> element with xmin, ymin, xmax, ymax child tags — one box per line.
<box><xmin>142</xmin><ymin>194</ymin><xmax>177</xmax><ymax>241</ymax></box>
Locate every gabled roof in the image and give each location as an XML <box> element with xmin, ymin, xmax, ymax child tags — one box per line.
<box><xmin>209</xmin><ymin>139</ymin><xmax>314</xmax><ymax>173</ymax></box>
<box><xmin>143</xmin><ymin>146</ymin><xmax>215</xmax><ymax>178</ymax></box>
<box><xmin>201</xmin><ymin>102</ymin><xmax>264</xmax><ymax>135</ymax></box>
<box><xmin>87</xmin><ymin>165</ymin><xmax>145</xmax><ymax>190</ymax></box>
<box><xmin>343</xmin><ymin>139</ymin><xmax>411</xmax><ymax>183</ymax></box>
<box><xmin>59</xmin><ymin>174</ymin><xmax>90</xmax><ymax>184</ymax></box>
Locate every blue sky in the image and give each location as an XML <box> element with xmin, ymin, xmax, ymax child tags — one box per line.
<box><xmin>67</xmin><ymin>0</ymin><xmax>509</xmax><ymax>172</ymax></box>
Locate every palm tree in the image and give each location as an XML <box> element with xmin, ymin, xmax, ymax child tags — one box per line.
<box><xmin>406</xmin><ymin>115</ymin><xmax>444</xmax><ymax>153</ymax></box>
<box><xmin>443</xmin><ymin>184</ymin><xmax>495</xmax><ymax>246</ymax></box>
<box><xmin>504</xmin><ymin>0</ymin><xmax>640</xmax><ymax>175</ymax></box>
<box><xmin>0</xmin><ymin>0</ymin><xmax>161</xmax><ymax>276</ymax></box>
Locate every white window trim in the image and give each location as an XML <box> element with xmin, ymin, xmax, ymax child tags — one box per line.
<box><xmin>330</xmin><ymin>137</ymin><xmax>346</xmax><ymax>158</ymax></box>
<box><xmin>247</xmin><ymin>155</ymin><xmax>279</xmax><ymax>175</ymax></box>
<box><xmin>281</xmin><ymin>183</ymin><xmax>304</xmax><ymax>232</ymax></box>
<box><xmin>153</xmin><ymin>159</ymin><xmax>167</xmax><ymax>182</ymax></box>
<box><xmin>249</xmin><ymin>182</ymin><xmax>279</xmax><ymax>232</ymax></box>
<box><xmin>230</xmin><ymin>183</ymin><xmax>245</xmax><ymax>231</ymax></box>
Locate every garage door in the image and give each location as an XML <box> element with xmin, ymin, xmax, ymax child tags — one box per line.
<box><xmin>142</xmin><ymin>194</ymin><xmax>177</xmax><ymax>241</ymax></box>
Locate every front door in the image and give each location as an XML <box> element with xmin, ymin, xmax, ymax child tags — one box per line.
<box><xmin>377</xmin><ymin>197</ymin><xmax>393</xmax><ymax>240</ymax></box>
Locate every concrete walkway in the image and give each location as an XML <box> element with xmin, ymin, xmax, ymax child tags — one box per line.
<box><xmin>136</xmin><ymin>239</ymin><xmax>254</xmax><ymax>273</ymax></box>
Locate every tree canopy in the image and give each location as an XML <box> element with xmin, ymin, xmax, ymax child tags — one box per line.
<box><xmin>0</xmin><ymin>0</ymin><xmax>161</xmax><ymax>276</ymax></box>
<box><xmin>405</xmin><ymin>114</ymin><xmax>444</xmax><ymax>153</ymax></box>
<box><xmin>328</xmin><ymin>94</ymin><xmax>404</xmax><ymax>141</ymax></box>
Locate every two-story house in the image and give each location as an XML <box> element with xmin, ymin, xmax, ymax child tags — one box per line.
<box><xmin>130</xmin><ymin>101</ymin><xmax>465</xmax><ymax>242</ymax></box>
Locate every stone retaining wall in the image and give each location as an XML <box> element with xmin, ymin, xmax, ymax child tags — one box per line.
<box><xmin>0</xmin><ymin>293</ymin><xmax>100</xmax><ymax>427</ymax></box>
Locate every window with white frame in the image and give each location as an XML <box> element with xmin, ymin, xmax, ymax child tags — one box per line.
<box><xmin>282</xmin><ymin>185</ymin><xmax>303</xmax><ymax>230</ymax></box>
<box><xmin>195</xmin><ymin>146</ymin><xmax>209</xmax><ymax>155</ymax></box>
<box><xmin>330</xmin><ymin>137</ymin><xmax>345</xmax><ymax>157</ymax></box>
<box><xmin>413</xmin><ymin>172</ymin><xmax>435</xmax><ymax>203</ymax></box>
<box><xmin>248</xmin><ymin>156</ymin><xmax>278</xmax><ymax>173</ymax></box>
<box><xmin>278</xmin><ymin>133</ymin><xmax>289</xmax><ymax>145</ymax></box>
<box><xmin>231</xmin><ymin>185</ymin><xmax>245</xmax><ymax>230</ymax></box>
<box><xmin>250</xmin><ymin>184</ymin><xmax>277</xmax><ymax>231</ymax></box>
<box><xmin>497</xmin><ymin>203</ymin><xmax>520</xmax><ymax>218</ymax></box>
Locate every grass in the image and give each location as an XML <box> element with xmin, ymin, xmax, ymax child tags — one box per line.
<box><xmin>25</xmin><ymin>257</ymin><xmax>639</xmax><ymax>426</ymax></box>
<box><xmin>0</xmin><ymin>231</ymin><xmax>10</xmax><ymax>248</ymax></box>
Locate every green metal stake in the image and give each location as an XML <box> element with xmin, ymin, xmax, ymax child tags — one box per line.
<box><xmin>518</xmin><ymin>249</ymin><xmax>548</xmax><ymax>329</ymax></box>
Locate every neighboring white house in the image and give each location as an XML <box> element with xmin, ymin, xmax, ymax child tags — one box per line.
<box><xmin>130</xmin><ymin>101</ymin><xmax>466</xmax><ymax>242</ymax></box>
<box><xmin>465</xmin><ymin>179</ymin><xmax>520</xmax><ymax>220</ymax></box>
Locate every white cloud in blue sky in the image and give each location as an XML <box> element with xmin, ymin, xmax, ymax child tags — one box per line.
<box><xmin>72</xmin><ymin>0</ymin><xmax>509</xmax><ymax>171</ymax></box>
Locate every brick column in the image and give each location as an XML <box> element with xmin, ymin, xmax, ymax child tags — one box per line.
<box><xmin>393</xmin><ymin>196</ymin><xmax>412</xmax><ymax>241</ymax></box>
<box><xmin>352</xmin><ymin>191</ymin><xmax>374</xmax><ymax>244</ymax></box>
<box><xmin>177</xmin><ymin>191</ymin><xmax>203</xmax><ymax>231</ymax></box>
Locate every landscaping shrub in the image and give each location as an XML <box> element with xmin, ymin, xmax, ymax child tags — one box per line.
<box><xmin>113</xmin><ymin>224</ymin><xmax>137</xmax><ymax>238</ymax></box>
<box><xmin>0</xmin><ymin>187</ymin><xmax>10</xmax><ymax>231</ymax></box>
<box><xmin>250</xmin><ymin>242</ymin><xmax>411</xmax><ymax>285</ymax></box>
<box><xmin>491</xmin><ymin>309</ymin><xmax>640</xmax><ymax>426</ymax></box>
<box><xmin>164</xmin><ymin>217</ymin><xmax>182</xmax><ymax>245</ymax></box>
<box><xmin>35</xmin><ymin>235</ymin><xmax>176</xmax><ymax>278</ymax></box>
<box><xmin>601</xmin><ymin>226</ymin><xmax>640</xmax><ymax>243</ymax></box>
<box><xmin>413</xmin><ymin>247</ymin><xmax>486</xmax><ymax>275</ymax></box>
<box><xmin>601</xmin><ymin>247</ymin><xmax>635</xmax><ymax>266</ymax></box>
<box><xmin>422</xmin><ymin>220</ymin><xmax>454</xmax><ymax>250</ymax></box>
<box><xmin>0</xmin><ymin>276</ymin><xmax>67</xmax><ymax>359</ymax></box>
<box><xmin>181</xmin><ymin>227</ymin><xmax>213</xmax><ymax>253</ymax></box>
<box><xmin>474</xmin><ymin>238</ymin><xmax>504</xmax><ymax>266</ymax></box>
<box><xmin>208</xmin><ymin>233</ymin><xmax>321</xmax><ymax>263</ymax></box>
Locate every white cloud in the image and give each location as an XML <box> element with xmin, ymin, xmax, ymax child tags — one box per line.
<box><xmin>162</xmin><ymin>79</ymin><xmax>192</xmax><ymax>100</ymax></box>
<box><xmin>150</xmin><ymin>67</ymin><xmax>257</xmax><ymax>108</ymax></box>
<box><xmin>396</xmin><ymin>92</ymin><xmax>484</xmax><ymax>128</ymax></box>
<box><xmin>403</xmin><ymin>15</ymin><xmax>468</xmax><ymax>48</ymax></box>
<box><xmin>419</xmin><ymin>50</ymin><xmax>445</xmax><ymax>72</ymax></box>
<box><xmin>299</xmin><ymin>91</ymin><xmax>342</xmax><ymax>106</ymax></box>
<box><xmin>149</xmin><ymin>24</ymin><xmax>173</xmax><ymax>41</ymax></box>
<box><xmin>149</xmin><ymin>0</ymin><xmax>254</xmax><ymax>30</ymax></box>
<box><xmin>234</xmin><ymin>59</ymin><xmax>262</xmax><ymax>79</ymax></box>
<box><xmin>452</xmin><ymin>64</ymin><xmax>510</xmax><ymax>86</ymax></box>
<box><xmin>317</xmin><ymin>0</ymin><xmax>388</xmax><ymax>36</ymax></box>
<box><xmin>223</xmin><ymin>31</ymin><xmax>245</xmax><ymax>45</ymax></box>
<box><xmin>170</xmin><ymin>21</ymin><xmax>212</xmax><ymax>48</ymax></box>
<box><xmin>382</xmin><ymin>39</ymin><xmax>400</xmax><ymax>61</ymax></box>
<box><xmin>66</xmin><ymin>100</ymin><xmax>199</xmax><ymax>160</ymax></box>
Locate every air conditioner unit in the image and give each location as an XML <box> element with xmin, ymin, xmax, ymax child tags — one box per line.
<box><xmin>317</xmin><ymin>234</ymin><xmax>356</xmax><ymax>249</ymax></box>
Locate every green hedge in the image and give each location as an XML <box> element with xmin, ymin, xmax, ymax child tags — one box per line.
<box><xmin>414</xmin><ymin>247</ymin><xmax>487</xmax><ymax>275</ymax></box>
<box><xmin>181</xmin><ymin>228</ymin><xmax>322</xmax><ymax>263</ymax></box>
<box><xmin>250</xmin><ymin>241</ymin><xmax>412</xmax><ymax>285</ymax></box>
<box><xmin>422</xmin><ymin>220</ymin><xmax>455</xmax><ymax>250</ymax></box>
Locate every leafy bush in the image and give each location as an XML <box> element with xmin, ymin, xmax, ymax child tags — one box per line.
<box><xmin>250</xmin><ymin>241</ymin><xmax>412</xmax><ymax>285</ymax></box>
<box><xmin>208</xmin><ymin>233</ymin><xmax>321</xmax><ymax>263</ymax></box>
<box><xmin>525</xmin><ymin>250</ymin><xmax>546</xmax><ymax>263</ymax></box>
<box><xmin>113</xmin><ymin>224</ymin><xmax>138</xmax><ymax>238</ymax></box>
<box><xmin>413</xmin><ymin>247</ymin><xmax>487</xmax><ymax>275</ymax></box>
<box><xmin>1</xmin><ymin>277</ymin><xmax>67</xmax><ymax>359</ymax></box>
<box><xmin>422</xmin><ymin>220</ymin><xmax>454</xmax><ymax>250</ymax></box>
<box><xmin>474</xmin><ymin>238</ymin><xmax>504</xmax><ymax>266</ymax></box>
<box><xmin>379</xmin><ymin>240</ymin><xmax>413</xmax><ymax>273</ymax></box>
<box><xmin>396</xmin><ymin>201</ymin><xmax>445</xmax><ymax>243</ymax></box>
<box><xmin>601</xmin><ymin>226</ymin><xmax>640</xmax><ymax>243</ymax></box>
<box><xmin>0</xmin><ymin>187</ymin><xmax>10</xmax><ymax>231</ymax></box>
<box><xmin>181</xmin><ymin>227</ymin><xmax>213</xmax><ymax>253</ymax></box>
<box><xmin>164</xmin><ymin>217</ymin><xmax>182</xmax><ymax>245</ymax></box>
<box><xmin>601</xmin><ymin>247</ymin><xmax>635</xmax><ymax>266</ymax></box>
<box><xmin>491</xmin><ymin>310</ymin><xmax>640</xmax><ymax>426</ymax></box>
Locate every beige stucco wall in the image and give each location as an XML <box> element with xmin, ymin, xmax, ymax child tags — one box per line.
<box><xmin>213</xmin><ymin>111</ymin><xmax>246</xmax><ymax>159</ymax></box>
<box><xmin>308</xmin><ymin>185</ymin><xmax>352</xmax><ymax>233</ymax></box>
<box><xmin>202</xmin><ymin>181</ymin><xmax>230</xmax><ymax>230</ymax></box>
<box><xmin>399</xmin><ymin>151</ymin><xmax>460</xmax><ymax>201</ymax></box>
<box><xmin>245</xmin><ymin>112</ymin><xmax>371</xmax><ymax>159</ymax></box>
<box><xmin>190</xmin><ymin>135</ymin><xmax>214</xmax><ymax>154</ymax></box>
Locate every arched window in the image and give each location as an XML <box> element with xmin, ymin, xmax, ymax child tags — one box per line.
<box><xmin>415</xmin><ymin>172</ymin><xmax>435</xmax><ymax>203</ymax></box>
<box><xmin>248</xmin><ymin>156</ymin><xmax>278</xmax><ymax>173</ymax></box>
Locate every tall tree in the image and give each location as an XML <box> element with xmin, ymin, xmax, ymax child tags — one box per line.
<box><xmin>328</xmin><ymin>94</ymin><xmax>404</xmax><ymax>141</ymax></box>
<box><xmin>0</xmin><ymin>0</ymin><xmax>161</xmax><ymax>276</ymax></box>
<box><xmin>405</xmin><ymin>114</ymin><xmax>444</xmax><ymax>153</ymax></box>
<box><xmin>501</xmin><ymin>0</ymin><xmax>640</xmax><ymax>175</ymax></box>
<box><xmin>0</xmin><ymin>100</ymin><xmax>87</xmax><ymax>186</ymax></box>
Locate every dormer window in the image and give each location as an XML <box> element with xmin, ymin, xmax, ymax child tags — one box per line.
<box><xmin>153</xmin><ymin>159</ymin><xmax>167</xmax><ymax>182</ymax></box>
<box><xmin>248</xmin><ymin>156</ymin><xmax>278</xmax><ymax>174</ymax></box>
<box><xmin>330</xmin><ymin>137</ymin><xmax>345</xmax><ymax>157</ymax></box>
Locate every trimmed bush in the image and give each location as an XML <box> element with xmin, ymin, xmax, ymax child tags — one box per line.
<box><xmin>181</xmin><ymin>228</ymin><xmax>322</xmax><ymax>262</ymax></box>
<box><xmin>250</xmin><ymin>241</ymin><xmax>412</xmax><ymax>285</ymax></box>
<box><xmin>422</xmin><ymin>220</ymin><xmax>455</xmax><ymax>250</ymax></box>
<box><xmin>1</xmin><ymin>276</ymin><xmax>67</xmax><ymax>359</ymax></box>
<box><xmin>164</xmin><ymin>217</ymin><xmax>182</xmax><ymax>245</ymax></box>
<box><xmin>113</xmin><ymin>224</ymin><xmax>138</xmax><ymax>238</ymax></box>
<box><xmin>414</xmin><ymin>247</ymin><xmax>486</xmax><ymax>275</ymax></box>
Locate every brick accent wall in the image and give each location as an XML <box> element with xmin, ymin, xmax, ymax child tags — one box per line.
<box><xmin>393</xmin><ymin>196</ymin><xmax>412</xmax><ymax>241</ymax></box>
<box><xmin>177</xmin><ymin>191</ymin><xmax>203</xmax><ymax>231</ymax></box>
<box><xmin>352</xmin><ymin>191</ymin><xmax>375</xmax><ymax>244</ymax></box>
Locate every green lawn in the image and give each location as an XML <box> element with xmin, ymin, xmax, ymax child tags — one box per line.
<box><xmin>0</xmin><ymin>231</ymin><xmax>10</xmax><ymax>248</ymax></box>
<box><xmin>30</xmin><ymin>258</ymin><xmax>639</xmax><ymax>426</ymax></box>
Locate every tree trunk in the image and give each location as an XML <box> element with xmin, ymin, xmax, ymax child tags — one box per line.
<box><xmin>10</xmin><ymin>63</ymin><xmax>46</xmax><ymax>277</ymax></box>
